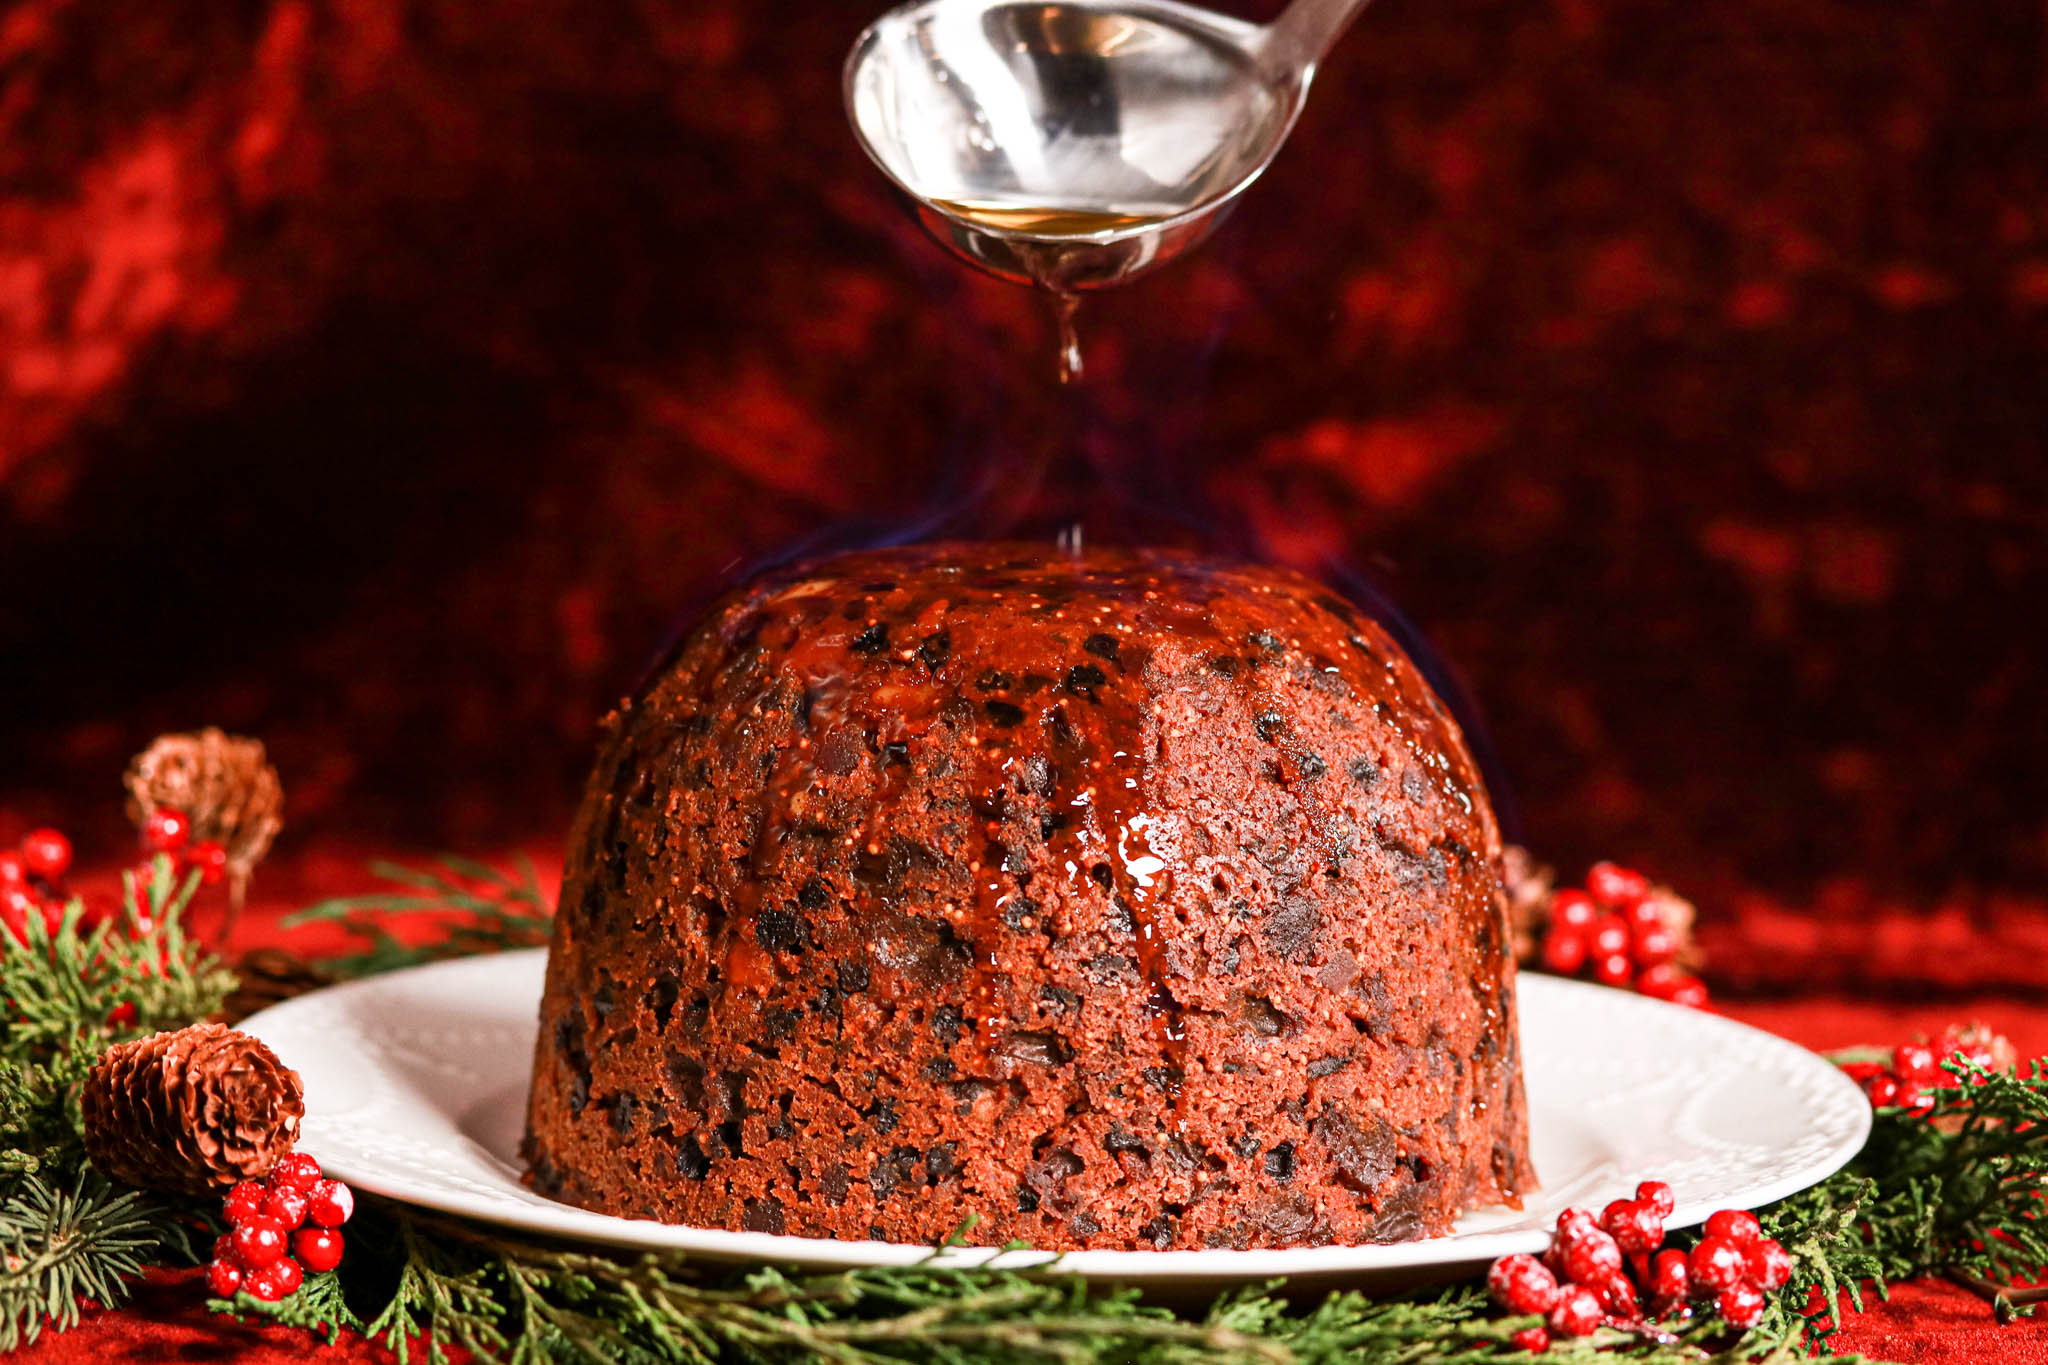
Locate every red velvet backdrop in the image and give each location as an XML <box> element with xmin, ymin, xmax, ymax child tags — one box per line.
<box><xmin>2</xmin><ymin>0</ymin><xmax>2045</xmax><ymax>995</ymax></box>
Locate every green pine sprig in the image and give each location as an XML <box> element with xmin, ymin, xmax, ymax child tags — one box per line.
<box><xmin>283</xmin><ymin>855</ymin><xmax>553</xmax><ymax>979</ymax></box>
<box><xmin>0</xmin><ymin>1171</ymin><xmax>207</xmax><ymax>1352</ymax></box>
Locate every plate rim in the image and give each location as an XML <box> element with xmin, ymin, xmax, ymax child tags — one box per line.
<box><xmin>242</xmin><ymin>949</ymin><xmax>1872</xmax><ymax>1278</ymax></box>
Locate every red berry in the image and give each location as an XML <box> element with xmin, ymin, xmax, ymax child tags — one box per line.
<box><xmin>1586</xmin><ymin>862</ymin><xmax>1650</xmax><ymax>909</ymax></box>
<box><xmin>1717</xmin><ymin>1281</ymin><xmax>1766</xmax><ymax>1329</ymax></box>
<box><xmin>1746</xmin><ymin>1238</ymin><xmax>1793</xmax><ymax>1291</ymax></box>
<box><xmin>1668</xmin><ymin>975</ymin><xmax>1710</xmax><ymax>1009</ymax></box>
<box><xmin>107</xmin><ymin>1000</ymin><xmax>138</xmax><ymax>1028</ymax></box>
<box><xmin>1624</xmin><ymin>895</ymin><xmax>1665</xmax><ymax>934</ymax></box>
<box><xmin>1510</xmin><ymin>1325</ymin><xmax>1550</xmax><ymax>1353</ymax></box>
<box><xmin>1541</xmin><ymin>928</ymin><xmax>1588</xmax><ymax>975</ymax></box>
<box><xmin>1689</xmin><ymin>1236</ymin><xmax>1748</xmax><ymax>1291</ymax></box>
<box><xmin>1555</xmin><ymin>1207</ymin><xmax>1598</xmax><ymax>1240</ymax></box>
<box><xmin>306</xmin><ymin>1178</ymin><xmax>354</xmax><ymax>1228</ymax></box>
<box><xmin>1866</xmin><ymin>1073</ymin><xmax>1903</xmax><ymax>1107</ymax></box>
<box><xmin>1632</xmin><ymin>924</ymin><xmax>1681</xmax><ymax>967</ymax></box>
<box><xmin>38</xmin><ymin>901</ymin><xmax>62</xmax><ymax>936</ymax></box>
<box><xmin>231</xmin><ymin>1219</ymin><xmax>287</xmax><ymax>1268</ymax></box>
<box><xmin>1489</xmin><ymin>1253</ymin><xmax>1561</xmax><ymax>1314</ymax></box>
<box><xmin>271</xmin><ymin>1256</ymin><xmax>303</xmax><ymax>1295</ymax></box>
<box><xmin>1893</xmin><ymin>1043</ymin><xmax>1940</xmax><ymax>1086</ymax></box>
<box><xmin>143</xmin><ymin>808</ymin><xmax>192</xmax><ymax>855</ymax></box>
<box><xmin>1594</xmin><ymin>1272</ymin><xmax>1640</xmax><ymax>1321</ymax></box>
<box><xmin>1636</xmin><ymin>1180</ymin><xmax>1676</xmax><ymax>1218</ymax></box>
<box><xmin>206</xmin><ymin>1259</ymin><xmax>244</xmax><ymax>1297</ymax></box>
<box><xmin>1561</xmin><ymin>1228</ymin><xmax>1624</xmax><ymax>1284</ymax></box>
<box><xmin>293</xmin><ymin>1226</ymin><xmax>345</xmax><ymax>1273</ymax></box>
<box><xmin>1593</xmin><ymin>951</ymin><xmax>1634</xmax><ymax>988</ymax></box>
<box><xmin>212</xmin><ymin>1232</ymin><xmax>238</xmax><ymax>1265</ymax></box>
<box><xmin>0</xmin><ymin>886</ymin><xmax>35</xmax><ymax>943</ymax></box>
<box><xmin>261</xmin><ymin>1185</ymin><xmax>309</xmax><ymax>1229</ymax></box>
<box><xmin>1551</xmin><ymin>890</ymin><xmax>1600</xmax><ymax>933</ymax></box>
<box><xmin>1547</xmin><ymin>1284</ymin><xmax>1604</xmax><ymax>1338</ymax></box>
<box><xmin>0</xmin><ymin>852</ymin><xmax>23</xmax><ymax>885</ymax></box>
<box><xmin>1601</xmin><ymin>1199</ymin><xmax>1663</xmax><ymax>1254</ymax></box>
<box><xmin>1650</xmin><ymin>1247</ymin><xmax>1690</xmax><ymax>1303</ymax></box>
<box><xmin>1704</xmin><ymin>1209</ymin><xmax>1762</xmax><ymax>1246</ymax></box>
<box><xmin>190</xmin><ymin>840</ymin><xmax>229</xmax><ymax>885</ymax></box>
<box><xmin>1588</xmin><ymin>915</ymin><xmax>1631</xmax><ymax>960</ymax></box>
<box><xmin>19</xmin><ymin>829</ymin><xmax>71</xmax><ymax>882</ymax></box>
<box><xmin>224</xmin><ymin>1181</ymin><xmax>268</xmax><ymax>1226</ymax></box>
<box><xmin>270</xmin><ymin>1152</ymin><xmax>323</xmax><ymax>1191</ymax></box>
<box><xmin>243</xmin><ymin>1256</ymin><xmax>301</xmax><ymax>1302</ymax></box>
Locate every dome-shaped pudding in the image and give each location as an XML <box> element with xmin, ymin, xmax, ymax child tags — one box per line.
<box><xmin>524</xmin><ymin>543</ymin><xmax>1532</xmax><ymax>1248</ymax></box>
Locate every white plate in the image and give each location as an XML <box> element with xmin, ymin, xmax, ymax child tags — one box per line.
<box><xmin>241</xmin><ymin>951</ymin><xmax>1869</xmax><ymax>1290</ymax></box>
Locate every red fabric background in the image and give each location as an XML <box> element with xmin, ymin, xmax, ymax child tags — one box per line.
<box><xmin>6</xmin><ymin>855</ymin><xmax>2045</xmax><ymax>1364</ymax></box>
<box><xmin>2</xmin><ymin>0</ymin><xmax>2046</xmax><ymax>994</ymax></box>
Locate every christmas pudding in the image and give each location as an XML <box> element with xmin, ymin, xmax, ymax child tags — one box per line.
<box><xmin>523</xmin><ymin>543</ymin><xmax>1533</xmax><ymax>1249</ymax></box>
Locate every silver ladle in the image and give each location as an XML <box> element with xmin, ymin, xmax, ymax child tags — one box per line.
<box><xmin>845</xmin><ymin>0</ymin><xmax>1377</xmax><ymax>294</ymax></box>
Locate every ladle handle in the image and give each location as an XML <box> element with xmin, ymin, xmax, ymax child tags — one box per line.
<box><xmin>1258</xmin><ymin>0</ymin><xmax>1375</xmax><ymax>80</ymax></box>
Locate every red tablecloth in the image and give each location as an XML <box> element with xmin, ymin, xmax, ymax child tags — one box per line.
<box><xmin>13</xmin><ymin>853</ymin><xmax>2048</xmax><ymax>1364</ymax></box>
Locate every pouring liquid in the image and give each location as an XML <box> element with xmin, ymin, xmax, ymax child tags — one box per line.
<box><xmin>932</xmin><ymin>196</ymin><xmax>1184</xmax><ymax>384</ymax></box>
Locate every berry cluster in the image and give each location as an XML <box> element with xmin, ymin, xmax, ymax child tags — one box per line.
<box><xmin>207</xmin><ymin>1153</ymin><xmax>354</xmax><ymax>1302</ymax></box>
<box><xmin>1539</xmin><ymin>862</ymin><xmax>1709</xmax><ymax>1008</ymax></box>
<box><xmin>0</xmin><ymin>827</ymin><xmax>76</xmax><ymax>945</ymax></box>
<box><xmin>1840</xmin><ymin>1023</ymin><xmax>2018</xmax><ymax>1115</ymax></box>
<box><xmin>141</xmin><ymin>807</ymin><xmax>230</xmax><ymax>889</ymax></box>
<box><xmin>1487</xmin><ymin>1183</ymin><xmax>1792</xmax><ymax>1352</ymax></box>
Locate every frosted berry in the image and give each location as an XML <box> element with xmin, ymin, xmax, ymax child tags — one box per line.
<box><xmin>1586</xmin><ymin>862</ymin><xmax>1649</xmax><ymax>908</ymax></box>
<box><xmin>1600</xmin><ymin>1198</ymin><xmax>1663</xmax><ymax>1254</ymax></box>
<box><xmin>1560</xmin><ymin>1228</ymin><xmax>1624</xmax><ymax>1285</ymax></box>
<box><xmin>1650</xmin><ymin>1247</ymin><xmax>1689</xmax><ymax>1303</ymax></box>
<box><xmin>206</xmin><ymin>1258</ymin><xmax>244</xmax><ymax>1297</ymax></box>
<box><xmin>1588</xmin><ymin>916</ymin><xmax>1631</xmax><ymax>960</ymax></box>
<box><xmin>1594</xmin><ymin>1272</ymin><xmax>1640</xmax><ymax>1321</ymax></box>
<box><xmin>1547</xmin><ymin>1284</ymin><xmax>1604</xmax><ymax>1338</ymax></box>
<box><xmin>224</xmin><ymin>1181</ymin><xmax>268</xmax><ymax>1226</ymax></box>
<box><xmin>1551</xmin><ymin>890</ymin><xmax>1600</xmax><ymax>933</ymax></box>
<box><xmin>1541</xmin><ymin>928</ymin><xmax>1587</xmax><ymax>975</ymax></box>
<box><xmin>1489</xmin><ymin>1253</ymin><xmax>1561</xmax><ymax>1314</ymax></box>
<box><xmin>1636</xmin><ymin>1180</ymin><xmax>1676</xmax><ymax>1218</ymax></box>
<box><xmin>190</xmin><ymin>840</ymin><xmax>229</xmax><ymax>885</ymax></box>
<box><xmin>19</xmin><ymin>829</ymin><xmax>71</xmax><ymax>882</ymax></box>
<box><xmin>1593</xmin><ymin>952</ymin><xmax>1634</xmax><ymax>988</ymax></box>
<box><xmin>261</xmin><ymin>1185</ymin><xmax>309</xmax><ymax>1229</ymax></box>
<box><xmin>231</xmin><ymin>1219</ymin><xmax>288</xmax><ymax>1269</ymax></box>
<box><xmin>1510</xmin><ymin>1325</ymin><xmax>1550</xmax><ymax>1353</ymax></box>
<box><xmin>1670</xmin><ymin>977</ymin><xmax>1710</xmax><ymax>1009</ymax></box>
<box><xmin>143</xmin><ymin>807</ymin><xmax>192</xmax><ymax>855</ymax></box>
<box><xmin>1704</xmin><ymin>1208</ymin><xmax>1762</xmax><ymax>1246</ymax></box>
<box><xmin>270</xmin><ymin>1152</ymin><xmax>323</xmax><ymax>1191</ymax></box>
<box><xmin>307</xmin><ymin>1178</ymin><xmax>355</xmax><ymax>1227</ymax></box>
<box><xmin>0</xmin><ymin>852</ymin><xmax>23</xmax><ymax>885</ymax></box>
<box><xmin>1717</xmin><ymin>1281</ymin><xmax>1766</xmax><ymax>1329</ymax></box>
<box><xmin>1689</xmin><ymin>1236</ymin><xmax>1748</xmax><ymax>1291</ymax></box>
<box><xmin>1746</xmin><ymin>1238</ymin><xmax>1793</xmax><ymax>1291</ymax></box>
<box><xmin>243</xmin><ymin>1256</ymin><xmax>301</xmax><ymax>1301</ymax></box>
<box><xmin>1892</xmin><ymin>1043</ymin><xmax>1940</xmax><ymax>1086</ymax></box>
<box><xmin>294</xmin><ymin>1226</ymin><xmax>346</xmax><ymax>1273</ymax></box>
<box><xmin>1555</xmin><ymin>1207</ymin><xmax>1598</xmax><ymax>1240</ymax></box>
<box><xmin>212</xmin><ymin>1233</ymin><xmax>238</xmax><ymax>1266</ymax></box>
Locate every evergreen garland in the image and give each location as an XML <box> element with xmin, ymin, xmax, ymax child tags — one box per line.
<box><xmin>10</xmin><ymin>853</ymin><xmax>2048</xmax><ymax>1362</ymax></box>
<box><xmin>0</xmin><ymin>857</ymin><xmax>232</xmax><ymax>1348</ymax></box>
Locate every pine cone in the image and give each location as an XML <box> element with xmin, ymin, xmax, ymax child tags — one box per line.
<box><xmin>125</xmin><ymin>729</ymin><xmax>283</xmax><ymax>912</ymax></box>
<box><xmin>82</xmin><ymin>1023</ymin><xmax>305</xmax><ymax>1197</ymax></box>
<box><xmin>219</xmin><ymin>948</ymin><xmax>337</xmax><ymax>1024</ymax></box>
